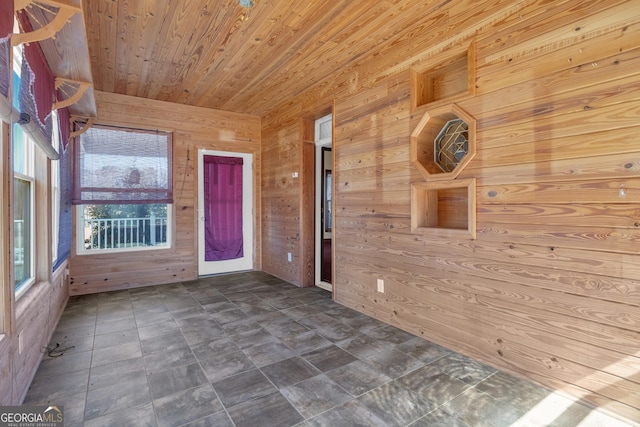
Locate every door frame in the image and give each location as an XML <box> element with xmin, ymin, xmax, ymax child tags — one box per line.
<box><xmin>197</xmin><ymin>149</ymin><xmax>253</xmax><ymax>276</ymax></box>
<box><xmin>314</xmin><ymin>114</ymin><xmax>333</xmax><ymax>292</ymax></box>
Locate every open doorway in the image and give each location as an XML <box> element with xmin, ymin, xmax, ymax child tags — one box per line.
<box><xmin>315</xmin><ymin>114</ymin><xmax>332</xmax><ymax>291</ymax></box>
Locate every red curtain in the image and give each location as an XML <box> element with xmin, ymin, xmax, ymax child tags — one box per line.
<box><xmin>203</xmin><ymin>155</ymin><xmax>244</xmax><ymax>262</ymax></box>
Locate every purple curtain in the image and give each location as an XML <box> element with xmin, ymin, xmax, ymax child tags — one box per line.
<box><xmin>204</xmin><ymin>155</ymin><xmax>244</xmax><ymax>261</ymax></box>
<box><xmin>0</xmin><ymin>0</ymin><xmax>12</xmax><ymax>98</ymax></box>
<box><xmin>17</xmin><ymin>10</ymin><xmax>56</xmax><ymax>143</ymax></box>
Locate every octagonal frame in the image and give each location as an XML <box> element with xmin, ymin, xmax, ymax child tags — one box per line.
<box><xmin>411</xmin><ymin>103</ymin><xmax>476</xmax><ymax>182</ymax></box>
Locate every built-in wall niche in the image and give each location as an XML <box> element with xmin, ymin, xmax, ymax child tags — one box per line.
<box><xmin>411</xmin><ymin>103</ymin><xmax>476</xmax><ymax>182</ymax></box>
<box><xmin>411</xmin><ymin>178</ymin><xmax>476</xmax><ymax>239</ymax></box>
<box><xmin>411</xmin><ymin>40</ymin><xmax>476</xmax><ymax>110</ymax></box>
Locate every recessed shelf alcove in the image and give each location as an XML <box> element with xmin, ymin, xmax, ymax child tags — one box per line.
<box><xmin>411</xmin><ymin>40</ymin><xmax>476</xmax><ymax>110</ymax></box>
<box><xmin>411</xmin><ymin>103</ymin><xmax>476</xmax><ymax>182</ymax></box>
<box><xmin>411</xmin><ymin>178</ymin><xmax>476</xmax><ymax>239</ymax></box>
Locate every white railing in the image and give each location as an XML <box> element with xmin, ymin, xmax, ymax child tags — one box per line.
<box><xmin>83</xmin><ymin>214</ymin><xmax>168</xmax><ymax>250</ymax></box>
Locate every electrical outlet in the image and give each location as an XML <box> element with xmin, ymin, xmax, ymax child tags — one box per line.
<box><xmin>292</xmin><ymin>171</ymin><xmax>299</xmax><ymax>178</ymax></box>
<box><xmin>287</xmin><ymin>252</ymin><xmax>292</xmax><ymax>262</ymax></box>
<box><xmin>377</xmin><ymin>279</ymin><xmax>384</xmax><ymax>293</ymax></box>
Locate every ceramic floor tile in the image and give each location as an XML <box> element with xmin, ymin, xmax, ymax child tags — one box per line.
<box><xmin>209</xmin><ymin>307</ymin><xmax>249</xmax><ymax>325</ymax></box>
<box><xmin>326</xmin><ymin>360</ymin><xmax>391</xmax><ymax>397</ymax></box>
<box><xmin>410</xmin><ymin>408</ymin><xmax>472</xmax><ymax>427</ymax></box>
<box><xmin>442</xmin><ymin>386</ymin><xmax>523</xmax><ymax>427</ymax></box>
<box><xmin>33</xmin><ymin>350</ymin><xmax>93</xmax><ymax>378</ymax></box>
<box><xmin>49</xmin><ymin>324</ymin><xmax>96</xmax><ymax>345</ymax></box>
<box><xmin>474</xmin><ymin>370</ymin><xmax>550</xmax><ymax>412</ymax></box>
<box><xmin>261</xmin><ymin>317</ymin><xmax>310</xmax><ymax>339</ymax></box>
<box><xmin>137</xmin><ymin>319</ymin><xmax>180</xmax><ymax>340</ymax></box>
<box><xmin>358</xmin><ymin>380</ymin><xmax>436</xmax><ymax>427</ymax></box>
<box><xmin>243</xmin><ymin>341</ymin><xmax>297</xmax><ymax>367</ymax></box>
<box><xmin>337</xmin><ymin>333</ymin><xmax>394</xmax><ymax>359</ymax></box>
<box><xmin>302</xmin><ymin>344</ymin><xmax>358</xmax><ymax>372</ymax></box>
<box><xmin>397</xmin><ymin>337</ymin><xmax>451</xmax><ymax>363</ymax></box>
<box><xmin>181</xmin><ymin>324</ymin><xmax>226</xmax><ymax>346</ymax></box>
<box><xmin>305</xmin><ymin>399</ymin><xmax>389</xmax><ymax>427</ymax></box>
<box><xmin>227</xmin><ymin>391</ymin><xmax>304</xmax><ymax>427</ymax></box>
<box><xmin>398</xmin><ymin>364</ymin><xmax>471</xmax><ymax>406</ymax></box>
<box><xmin>40</xmin><ymin>391</ymin><xmax>86</xmax><ymax>427</ymax></box>
<box><xmin>88</xmin><ymin>357</ymin><xmax>145</xmax><ymax>390</ymax></box>
<box><xmin>430</xmin><ymin>352</ymin><xmax>497</xmax><ymax>385</ymax></box>
<box><xmin>92</xmin><ymin>328</ymin><xmax>139</xmax><ymax>350</ymax></box>
<box><xmin>341</xmin><ymin>314</ymin><xmax>387</xmax><ymax>333</ymax></box>
<box><xmin>260</xmin><ymin>356</ymin><xmax>320</xmax><ymax>389</ymax></box>
<box><xmin>140</xmin><ymin>330</ymin><xmax>189</xmax><ymax>355</ymax></box>
<box><xmin>232</xmin><ymin>327</ymin><xmax>281</xmax><ymax>350</ymax></box>
<box><xmin>190</xmin><ymin>336</ymin><xmax>240</xmax><ymax>361</ymax></box>
<box><xmin>22</xmin><ymin>272</ymin><xmax>634</xmax><ymax>427</ymax></box>
<box><xmin>91</xmin><ymin>341</ymin><xmax>142</xmax><ymax>368</ymax></box>
<box><xmin>24</xmin><ymin>369</ymin><xmax>89</xmax><ymax>404</ymax></box>
<box><xmin>153</xmin><ymin>384</ymin><xmax>223</xmax><ymax>427</ymax></box>
<box><xmin>280</xmin><ymin>330</ymin><xmax>332</xmax><ymax>354</ymax></box>
<box><xmin>94</xmin><ymin>317</ymin><xmax>137</xmax><ymax>336</ymax></box>
<box><xmin>83</xmin><ymin>402</ymin><xmax>157</xmax><ymax>427</ymax></box>
<box><xmin>148</xmin><ymin>362</ymin><xmax>208</xmax><ymax>400</ymax></box>
<box><xmin>212</xmin><ymin>368</ymin><xmax>277</xmax><ymax>407</ymax></box>
<box><xmin>281</xmin><ymin>374</ymin><xmax>352</xmax><ymax>419</ymax></box>
<box><xmin>365</xmin><ymin>324</ymin><xmax>417</xmax><ymax>345</ymax></box>
<box><xmin>143</xmin><ymin>344</ymin><xmax>197</xmax><ymax>372</ymax></box>
<box><xmin>134</xmin><ymin>311</ymin><xmax>174</xmax><ymax>328</ymax></box>
<box><xmin>180</xmin><ymin>411</ymin><xmax>235</xmax><ymax>427</ymax></box>
<box><xmin>84</xmin><ymin>372</ymin><xmax>151</xmax><ymax>420</ymax></box>
<box><xmin>281</xmin><ymin>305</ymin><xmax>320</xmax><ymax>320</ymax></box>
<box><xmin>200</xmin><ymin>350</ymin><xmax>256</xmax><ymax>382</ymax></box>
<box><xmin>361</xmin><ymin>347</ymin><xmax>424</xmax><ymax>379</ymax></box>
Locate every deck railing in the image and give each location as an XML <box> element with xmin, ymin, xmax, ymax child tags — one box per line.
<box><xmin>83</xmin><ymin>214</ymin><xmax>168</xmax><ymax>250</ymax></box>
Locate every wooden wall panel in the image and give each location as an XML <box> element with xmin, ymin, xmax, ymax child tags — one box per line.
<box><xmin>0</xmin><ymin>263</ymin><xmax>69</xmax><ymax>405</ymax></box>
<box><xmin>69</xmin><ymin>91</ymin><xmax>261</xmax><ymax>295</ymax></box>
<box><xmin>260</xmin><ymin>0</ymin><xmax>640</xmax><ymax>422</ymax></box>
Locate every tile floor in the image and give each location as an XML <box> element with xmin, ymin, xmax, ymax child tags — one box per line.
<box><xmin>24</xmin><ymin>271</ymin><xmax>635</xmax><ymax>427</ymax></box>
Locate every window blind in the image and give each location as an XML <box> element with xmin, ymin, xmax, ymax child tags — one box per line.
<box><xmin>73</xmin><ymin>125</ymin><xmax>173</xmax><ymax>205</ymax></box>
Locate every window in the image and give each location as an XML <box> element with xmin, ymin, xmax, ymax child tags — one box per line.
<box><xmin>51</xmin><ymin>112</ymin><xmax>60</xmax><ymax>264</ymax></box>
<box><xmin>79</xmin><ymin>203</ymin><xmax>170</xmax><ymax>252</ymax></box>
<box><xmin>13</xmin><ymin>124</ymin><xmax>35</xmax><ymax>298</ymax></box>
<box><xmin>51</xmin><ymin>156</ymin><xmax>59</xmax><ymax>263</ymax></box>
<box><xmin>74</xmin><ymin>125</ymin><xmax>173</xmax><ymax>254</ymax></box>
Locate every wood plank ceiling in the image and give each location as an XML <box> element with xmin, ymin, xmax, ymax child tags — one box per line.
<box><xmin>83</xmin><ymin>0</ymin><xmax>450</xmax><ymax>116</ymax></box>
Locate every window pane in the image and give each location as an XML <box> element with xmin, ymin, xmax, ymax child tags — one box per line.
<box><xmin>51</xmin><ymin>158</ymin><xmax>60</xmax><ymax>263</ymax></box>
<box><xmin>14</xmin><ymin>176</ymin><xmax>32</xmax><ymax>290</ymax></box>
<box><xmin>81</xmin><ymin>203</ymin><xmax>169</xmax><ymax>251</ymax></box>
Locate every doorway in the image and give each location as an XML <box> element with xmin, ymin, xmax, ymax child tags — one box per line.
<box><xmin>197</xmin><ymin>149</ymin><xmax>253</xmax><ymax>276</ymax></box>
<box><xmin>315</xmin><ymin>114</ymin><xmax>332</xmax><ymax>291</ymax></box>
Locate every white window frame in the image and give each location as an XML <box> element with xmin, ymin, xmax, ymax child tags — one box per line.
<box><xmin>14</xmin><ymin>172</ymin><xmax>35</xmax><ymax>300</ymax></box>
<box><xmin>51</xmin><ymin>157</ymin><xmax>59</xmax><ymax>264</ymax></box>
<box><xmin>50</xmin><ymin>111</ymin><xmax>60</xmax><ymax>265</ymax></box>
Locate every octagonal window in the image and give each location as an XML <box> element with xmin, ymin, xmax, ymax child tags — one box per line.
<box><xmin>411</xmin><ymin>103</ymin><xmax>475</xmax><ymax>182</ymax></box>
<box><xmin>435</xmin><ymin>118</ymin><xmax>468</xmax><ymax>173</ymax></box>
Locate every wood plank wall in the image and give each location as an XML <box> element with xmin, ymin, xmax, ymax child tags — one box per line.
<box><xmin>261</xmin><ymin>0</ymin><xmax>640</xmax><ymax>421</ymax></box>
<box><xmin>69</xmin><ymin>91</ymin><xmax>261</xmax><ymax>295</ymax></box>
<box><xmin>0</xmin><ymin>262</ymin><xmax>69</xmax><ymax>404</ymax></box>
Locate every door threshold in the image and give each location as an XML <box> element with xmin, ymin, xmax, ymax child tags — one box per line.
<box><xmin>316</xmin><ymin>281</ymin><xmax>332</xmax><ymax>292</ymax></box>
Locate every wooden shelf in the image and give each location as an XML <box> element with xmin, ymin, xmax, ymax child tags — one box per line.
<box><xmin>411</xmin><ymin>178</ymin><xmax>476</xmax><ymax>239</ymax></box>
<box><xmin>411</xmin><ymin>40</ymin><xmax>476</xmax><ymax>110</ymax></box>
